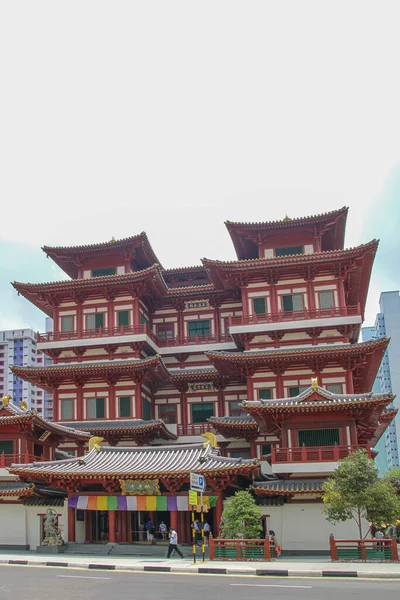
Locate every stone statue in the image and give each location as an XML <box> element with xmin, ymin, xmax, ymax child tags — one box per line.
<box><xmin>41</xmin><ymin>508</ymin><xmax>64</xmax><ymax>546</ymax></box>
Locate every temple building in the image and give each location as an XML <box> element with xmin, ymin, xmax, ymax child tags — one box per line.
<box><xmin>4</xmin><ymin>207</ymin><xmax>397</xmax><ymax>552</ymax></box>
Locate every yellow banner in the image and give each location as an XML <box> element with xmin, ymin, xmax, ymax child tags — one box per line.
<box><xmin>189</xmin><ymin>490</ymin><xmax>198</xmax><ymax>506</ymax></box>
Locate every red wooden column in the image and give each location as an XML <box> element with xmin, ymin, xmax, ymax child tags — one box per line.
<box><xmin>178</xmin><ymin>383</ymin><xmax>188</xmax><ymax>431</ymax></box>
<box><xmin>249</xmin><ymin>440</ymin><xmax>257</xmax><ymax>458</ymax></box>
<box><xmin>241</xmin><ymin>287</ymin><xmax>249</xmax><ymax>318</ymax></box>
<box><xmin>76</xmin><ymin>384</ymin><xmax>84</xmax><ymax>421</ymax></box>
<box><xmin>305</xmin><ymin>277</ymin><xmax>316</xmax><ymax>313</ymax></box>
<box><xmin>76</xmin><ymin>299</ymin><xmax>84</xmax><ymax>337</ymax></box>
<box><xmin>108</xmin><ymin>383</ymin><xmax>116</xmax><ymax>420</ymax></box>
<box><xmin>215</xmin><ymin>493</ymin><xmax>224</xmax><ymax>537</ymax></box>
<box><xmin>269</xmin><ymin>284</ymin><xmax>278</xmax><ymax>315</ymax></box>
<box><xmin>132</xmin><ymin>296</ymin><xmax>140</xmax><ymax>328</ymax></box>
<box><xmin>68</xmin><ymin>507</ymin><xmax>76</xmax><ymax>542</ymax></box>
<box><xmin>170</xmin><ymin>510</ymin><xmax>178</xmax><ymax>532</ymax></box>
<box><xmin>177</xmin><ymin>511</ymin><xmax>185</xmax><ymax>542</ymax></box>
<box><xmin>52</xmin><ymin>388</ymin><xmax>59</xmax><ymax>422</ymax></box>
<box><xmin>346</xmin><ymin>369</ymin><xmax>354</xmax><ymax>394</ymax></box>
<box><xmin>108</xmin><ymin>510</ymin><xmax>117</xmax><ymax>543</ymax></box>
<box><xmin>246</xmin><ymin>375</ymin><xmax>253</xmax><ymax>402</ymax></box>
<box><xmin>215</xmin><ymin>380</ymin><xmax>226</xmax><ymax>417</ymax></box>
<box><xmin>134</xmin><ymin>378</ymin><xmax>143</xmax><ymax>419</ymax></box>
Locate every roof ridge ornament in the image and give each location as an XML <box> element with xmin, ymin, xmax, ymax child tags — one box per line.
<box><xmin>201</xmin><ymin>432</ymin><xmax>218</xmax><ymax>449</ymax></box>
<box><xmin>89</xmin><ymin>436</ymin><xmax>104</xmax><ymax>452</ymax></box>
<box><xmin>311</xmin><ymin>377</ymin><xmax>318</xmax><ymax>391</ymax></box>
<box><xmin>1</xmin><ymin>395</ymin><xmax>11</xmax><ymax>405</ymax></box>
<box><xmin>283</xmin><ymin>214</ymin><xmax>291</xmax><ymax>222</ymax></box>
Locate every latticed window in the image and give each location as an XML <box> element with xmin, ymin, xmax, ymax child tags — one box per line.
<box><xmin>319</xmin><ymin>291</ymin><xmax>334</xmax><ymax>309</ymax></box>
<box><xmin>230</xmin><ymin>450</ymin><xmax>251</xmax><ymax>459</ymax></box>
<box><xmin>0</xmin><ymin>440</ymin><xmax>13</xmax><ymax>454</ymax></box>
<box><xmin>259</xmin><ymin>388</ymin><xmax>272</xmax><ymax>400</ymax></box>
<box><xmin>85</xmin><ymin>313</ymin><xmax>104</xmax><ymax>330</ymax></box>
<box><xmin>159</xmin><ymin>404</ymin><xmax>177</xmax><ymax>424</ymax></box>
<box><xmin>61</xmin><ymin>399</ymin><xmax>73</xmax><ymax>420</ymax></box>
<box><xmin>142</xmin><ymin>399</ymin><xmax>152</xmax><ymax>420</ymax></box>
<box><xmin>119</xmin><ymin>396</ymin><xmax>131</xmax><ymax>418</ymax></box>
<box><xmin>192</xmin><ymin>402</ymin><xmax>214</xmax><ymax>423</ymax></box>
<box><xmin>282</xmin><ymin>294</ymin><xmax>304</xmax><ymax>312</ymax></box>
<box><xmin>275</xmin><ymin>246</ymin><xmax>303</xmax><ymax>257</ymax></box>
<box><xmin>87</xmin><ymin>398</ymin><xmax>105</xmax><ymax>419</ymax></box>
<box><xmin>188</xmin><ymin>320</ymin><xmax>211</xmax><ymax>337</ymax></box>
<box><xmin>327</xmin><ymin>383</ymin><xmax>342</xmax><ymax>394</ymax></box>
<box><xmin>60</xmin><ymin>316</ymin><xmax>74</xmax><ymax>332</ymax></box>
<box><xmin>298</xmin><ymin>428</ymin><xmax>340</xmax><ymax>447</ymax></box>
<box><xmin>117</xmin><ymin>311</ymin><xmax>130</xmax><ymax>327</ymax></box>
<box><xmin>91</xmin><ymin>267</ymin><xmax>116</xmax><ymax>277</ymax></box>
<box><xmin>288</xmin><ymin>386</ymin><xmax>308</xmax><ymax>397</ymax></box>
<box><xmin>253</xmin><ymin>297</ymin><xmax>266</xmax><ymax>315</ymax></box>
<box><xmin>230</xmin><ymin>401</ymin><xmax>244</xmax><ymax>417</ymax></box>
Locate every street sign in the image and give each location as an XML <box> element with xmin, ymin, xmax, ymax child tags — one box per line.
<box><xmin>190</xmin><ymin>472</ymin><xmax>206</xmax><ymax>492</ymax></box>
<box><xmin>188</xmin><ymin>490</ymin><xmax>198</xmax><ymax>505</ymax></box>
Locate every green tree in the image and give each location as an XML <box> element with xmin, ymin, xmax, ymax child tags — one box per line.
<box><xmin>220</xmin><ymin>490</ymin><xmax>263</xmax><ymax>539</ymax></box>
<box><xmin>322</xmin><ymin>449</ymin><xmax>400</xmax><ymax>538</ymax></box>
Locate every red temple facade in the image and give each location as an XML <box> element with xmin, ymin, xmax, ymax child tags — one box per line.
<box><xmin>6</xmin><ymin>207</ymin><xmax>397</xmax><ymax>552</ymax></box>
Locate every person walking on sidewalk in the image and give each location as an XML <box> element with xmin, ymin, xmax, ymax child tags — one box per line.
<box><xmin>167</xmin><ymin>527</ymin><xmax>185</xmax><ymax>558</ymax></box>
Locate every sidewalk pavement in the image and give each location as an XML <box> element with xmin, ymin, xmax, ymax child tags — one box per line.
<box><xmin>0</xmin><ymin>550</ymin><xmax>400</xmax><ymax>578</ymax></box>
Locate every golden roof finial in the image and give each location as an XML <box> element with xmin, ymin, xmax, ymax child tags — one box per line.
<box><xmin>283</xmin><ymin>214</ymin><xmax>291</xmax><ymax>222</ymax></box>
<box><xmin>89</xmin><ymin>436</ymin><xmax>104</xmax><ymax>452</ymax></box>
<box><xmin>201</xmin><ymin>432</ymin><xmax>218</xmax><ymax>449</ymax></box>
<box><xmin>19</xmin><ymin>400</ymin><xmax>27</xmax><ymax>410</ymax></box>
<box><xmin>110</xmin><ymin>236</ymin><xmax>116</xmax><ymax>243</ymax></box>
<box><xmin>1</xmin><ymin>395</ymin><xmax>11</xmax><ymax>406</ymax></box>
<box><xmin>311</xmin><ymin>377</ymin><xmax>318</xmax><ymax>391</ymax></box>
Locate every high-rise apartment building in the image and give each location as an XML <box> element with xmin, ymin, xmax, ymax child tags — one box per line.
<box><xmin>0</xmin><ymin>328</ymin><xmax>51</xmax><ymax>417</ymax></box>
<box><xmin>362</xmin><ymin>291</ymin><xmax>400</xmax><ymax>473</ymax></box>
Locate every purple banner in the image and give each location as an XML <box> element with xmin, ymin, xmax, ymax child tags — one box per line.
<box><xmin>117</xmin><ymin>496</ymin><xmax>127</xmax><ymax>511</ymax></box>
<box><xmin>167</xmin><ymin>496</ymin><xmax>178</xmax><ymax>511</ymax></box>
<box><xmin>68</xmin><ymin>496</ymin><xmax>79</xmax><ymax>508</ymax></box>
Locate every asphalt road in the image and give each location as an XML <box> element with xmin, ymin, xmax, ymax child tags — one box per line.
<box><xmin>1</xmin><ymin>566</ymin><xmax>399</xmax><ymax>600</ymax></box>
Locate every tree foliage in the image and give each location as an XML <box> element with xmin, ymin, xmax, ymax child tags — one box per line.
<box><xmin>322</xmin><ymin>449</ymin><xmax>400</xmax><ymax>538</ymax></box>
<box><xmin>220</xmin><ymin>490</ymin><xmax>263</xmax><ymax>539</ymax></box>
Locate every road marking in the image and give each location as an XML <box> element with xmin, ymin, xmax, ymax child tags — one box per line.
<box><xmin>57</xmin><ymin>575</ymin><xmax>111</xmax><ymax>580</ymax></box>
<box><xmin>230</xmin><ymin>584</ymin><xmax>312</xmax><ymax>589</ymax></box>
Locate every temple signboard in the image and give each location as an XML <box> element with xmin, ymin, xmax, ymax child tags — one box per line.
<box><xmin>120</xmin><ymin>479</ymin><xmax>161</xmax><ymax>496</ymax></box>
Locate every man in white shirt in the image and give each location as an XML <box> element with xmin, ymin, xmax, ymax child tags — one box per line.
<box><xmin>167</xmin><ymin>527</ymin><xmax>185</xmax><ymax>558</ymax></box>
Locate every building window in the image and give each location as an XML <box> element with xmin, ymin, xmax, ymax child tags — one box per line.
<box><xmin>117</xmin><ymin>310</ymin><xmax>130</xmax><ymax>327</ymax></box>
<box><xmin>327</xmin><ymin>383</ymin><xmax>342</xmax><ymax>394</ymax></box>
<box><xmin>157</xmin><ymin>324</ymin><xmax>174</xmax><ymax>340</ymax></box>
<box><xmin>142</xmin><ymin>399</ymin><xmax>152</xmax><ymax>420</ymax></box>
<box><xmin>230</xmin><ymin>401</ymin><xmax>244</xmax><ymax>417</ymax></box>
<box><xmin>33</xmin><ymin>443</ymin><xmax>43</xmax><ymax>457</ymax></box>
<box><xmin>253</xmin><ymin>297</ymin><xmax>266</xmax><ymax>315</ymax></box>
<box><xmin>188</xmin><ymin>320</ymin><xmax>211</xmax><ymax>337</ymax></box>
<box><xmin>288</xmin><ymin>386</ymin><xmax>308</xmax><ymax>397</ymax></box>
<box><xmin>261</xmin><ymin>444</ymin><xmax>271</xmax><ymax>457</ymax></box>
<box><xmin>0</xmin><ymin>440</ymin><xmax>13</xmax><ymax>454</ymax></box>
<box><xmin>319</xmin><ymin>291</ymin><xmax>334</xmax><ymax>309</ymax></box>
<box><xmin>192</xmin><ymin>402</ymin><xmax>214</xmax><ymax>423</ymax></box>
<box><xmin>61</xmin><ymin>399</ymin><xmax>73</xmax><ymax>420</ymax></box>
<box><xmin>230</xmin><ymin>450</ymin><xmax>251</xmax><ymax>459</ymax></box>
<box><xmin>159</xmin><ymin>404</ymin><xmax>177</xmax><ymax>424</ymax></box>
<box><xmin>275</xmin><ymin>246</ymin><xmax>303</xmax><ymax>257</ymax></box>
<box><xmin>60</xmin><ymin>316</ymin><xmax>74</xmax><ymax>332</ymax></box>
<box><xmin>91</xmin><ymin>267</ymin><xmax>116</xmax><ymax>278</ymax></box>
<box><xmin>85</xmin><ymin>313</ymin><xmax>104</xmax><ymax>330</ymax></box>
<box><xmin>298</xmin><ymin>428</ymin><xmax>340</xmax><ymax>447</ymax></box>
<box><xmin>259</xmin><ymin>388</ymin><xmax>272</xmax><ymax>400</ymax></box>
<box><xmin>140</xmin><ymin>314</ymin><xmax>149</xmax><ymax>327</ymax></box>
<box><xmin>282</xmin><ymin>294</ymin><xmax>304</xmax><ymax>312</ymax></box>
<box><xmin>87</xmin><ymin>398</ymin><xmax>105</xmax><ymax>419</ymax></box>
<box><xmin>119</xmin><ymin>396</ymin><xmax>131</xmax><ymax>418</ymax></box>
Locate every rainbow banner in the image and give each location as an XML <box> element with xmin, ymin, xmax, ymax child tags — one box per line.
<box><xmin>68</xmin><ymin>495</ymin><xmax>217</xmax><ymax>511</ymax></box>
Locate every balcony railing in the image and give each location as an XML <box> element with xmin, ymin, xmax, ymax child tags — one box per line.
<box><xmin>0</xmin><ymin>454</ymin><xmax>44</xmax><ymax>467</ymax></box>
<box><xmin>37</xmin><ymin>327</ymin><xmax>232</xmax><ymax>348</ymax></box>
<box><xmin>229</xmin><ymin>304</ymin><xmax>361</xmax><ymax>327</ymax></box>
<box><xmin>272</xmin><ymin>445</ymin><xmax>371</xmax><ymax>464</ymax></box>
<box><xmin>177</xmin><ymin>423</ymin><xmax>214</xmax><ymax>436</ymax></box>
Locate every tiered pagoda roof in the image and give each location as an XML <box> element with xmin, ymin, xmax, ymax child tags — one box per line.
<box><xmin>0</xmin><ymin>401</ymin><xmax>90</xmax><ymax>442</ymax></box>
<box><xmin>9</xmin><ymin>441</ymin><xmax>260</xmax><ymax>492</ymax></box>
<box><xmin>62</xmin><ymin>419</ymin><xmax>177</xmax><ymax>445</ymax></box>
<box><xmin>240</xmin><ymin>385</ymin><xmax>395</xmax><ymax>444</ymax></box>
<box><xmin>206</xmin><ymin>338</ymin><xmax>389</xmax><ymax>393</ymax></box>
<box><xmin>225</xmin><ymin>207</ymin><xmax>349</xmax><ymax>259</ymax></box>
<box><xmin>10</xmin><ymin>356</ymin><xmax>169</xmax><ymax>391</ymax></box>
<box><xmin>13</xmin><ymin>265</ymin><xmax>168</xmax><ymax>316</ymax></box>
<box><xmin>253</xmin><ymin>478</ymin><xmax>325</xmax><ymax>497</ymax></box>
<box><xmin>42</xmin><ymin>232</ymin><xmax>162</xmax><ymax>277</ymax></box>
<box><xmin>208</xmin><ymin>416</ymin><xmax>259</xmax><ymax>440</ymax></box>
<box><xmin>202</xmin><ymin>240</ymin><xmax>378</xmax><ymax>317</ymax></box>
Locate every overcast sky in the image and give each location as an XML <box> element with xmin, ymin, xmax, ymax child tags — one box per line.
<box><xmin>0</xmin><ymin>1</ymin><xmax>399</xmax><ymax>332</ymax></box>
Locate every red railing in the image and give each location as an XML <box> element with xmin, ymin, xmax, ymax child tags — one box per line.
<box><xmin>209</xmin><ymin>537</ymin><xmax>272</xmax><ymax>561</ymax></box>
<box><xmin>229</xmin><ymin>304</ymin><xmax>361</xmax><ymax>327</ymax></box>
<box><xmin>272</xmin><ymin>445</ymin><xmax>371</xmax><ymax>464</ymax></box>
<box><xmin>177</xmin><ymin>423</ymin><xmax>214</xmax><ymax>436</ymax></box>
<box><xmin>0</xmin><ymin>454</ymin><xmax>43</xmax><ymax>467</ymax></box>
<box><xmin>37</xmin><ymin>328</ymin><xmax>232</xmax><ymax>347</ymax></box>
<box><xmin>330</xmin><ymin>535</ymin><xmax>399</xmax><ymax>562</ymax></box>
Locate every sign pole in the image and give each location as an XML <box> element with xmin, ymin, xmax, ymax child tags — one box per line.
<box><xmin>200</xmin><ymin>490</ymin><xmax>205</xmax><ymax>562</ymax></box>
<box><xmin>192</xmin><ymin>505</ymin><xmax>196</xmax><ymax>564</ymax></box>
